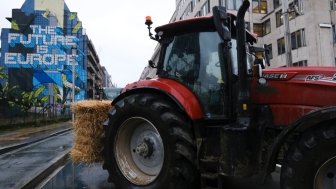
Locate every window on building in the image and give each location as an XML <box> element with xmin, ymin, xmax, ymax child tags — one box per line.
<box><xmin>186</xmin><ymin>2</ymin><xmax>193</xmax><ymax>16</ymax></box>
<box><xmin>201</xmin><ymin>4</ymin><xmax>206</xmax><ymax>16</ymax></box>
<box><xmin>274</xmin><ymin>0</ymin><xmax>281</xmax><ymax>9</ymax></box>
<box><xmin>201</xmin><ymin>0</ymin><xmax>211</xmax><ymax>16</ymax></box>
<box><xmin>253</xmin><ymin>20</ymin><xmax>271</xmax><ymax>37</ymax></box>
<box><xmin>275</xmin><ymin>0</ymin><xmax>302</xmax><ymax>26</ymax></box>
<box><xmin>191</xmin><ymin>2</ymin><xmax>194</xmax><ymax>13</ymax></box>
<box><xmin>289</xmin><ymin>0</ymin><xmax>303</xmax><ymax>20</ymax></box>
<box><xmin>331</xmin><ymin>0</ymin><xmax>336</xmax><ymax>10</ymax></box>
<box><xmin>193</xmin><ymin>0</ymin><xmax>197</xmax><ymax>8</ymax></box>
<box><xmin>332</xmin><ymin>25</ymin><xmax>336</xmax><ymax>43</ymax></box>
<box><xmin>253</xmin><ymin>23</ymin><xmax>263</xmax><ymax>37</ymax></box>
<box><xmin>291</xmin><ymin>29</ymin><xmax>306</xmax><ymax>50</ymax></box>
<box><xmin>291</xmin><ymin>32</ymin><xmax>297</xmax><ymax>49</ymax></box>
<box><xmin>227</xmin><ymin>0</ymin><xmax>243</xmax><ymax>10</ymax></box>
<box><xmin>277</xmin><ymin>37</ymin><xmax>286</xmax><ymax>55</ymax></box>
<box><xmin>219</xmin><ymin>0</ymin><xmax>226</xmax><ymax>7</ymax></box>
<box><xmin>207</xmin><ymin>0</ymin><xmax>211</xmax><ymax>13</ymax></box>
<box><xmin>276</xmin><ymin>10</ymin><xmax>283</xmax><ymax>27</ymax></box>
<box><xmin>263</xmin><ymin>19</ymin><xmax>271</xmax><ymax>35</ymax></box>
<box><xmin>266</xmin><ymin>44</ymin><xmax>273</xmax><ymax>59</ymax></box>
<box><xmin>252</xmin><ymin>0</ymin><xmax>267</xmax><ymax>14</ymax></box>
<box><xmin>288</xmin><ymin>7</ymin><xmax>296</xmax><ymax>20</ymax></box>
<box><xmin>292</xmin><ymin>60</ymin><xmax>307</xmax><ymax>67</ymax></box>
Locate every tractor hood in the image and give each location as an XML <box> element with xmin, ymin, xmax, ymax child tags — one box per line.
<box><xmin>251</xmin><ymin>67</ymin><xmax>336</xmax><ymax>126</ymax></box>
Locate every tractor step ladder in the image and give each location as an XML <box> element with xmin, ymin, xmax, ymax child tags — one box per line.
<box><xmin>200</xmin><ymin>156</ymin><xmax>223</xmax><ymax>189</ymax></box>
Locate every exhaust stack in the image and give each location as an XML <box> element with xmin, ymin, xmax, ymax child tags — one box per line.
<box><xmin>236</xmin><ymin>0</ymin><xmax>251</xmax><ymax>127</ymax></box>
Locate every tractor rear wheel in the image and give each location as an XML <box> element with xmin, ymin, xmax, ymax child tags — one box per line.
<box><xmin>103</xmin><ymin>93</ymin><xmax>198</xmax><ymax>189</ymax></box>
<box><xmin>280</xmin><ymin>124</ymin><xmax>336</xmax><ymax>189</ymax></box>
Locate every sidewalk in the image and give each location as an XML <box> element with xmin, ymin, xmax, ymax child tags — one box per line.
<box><xmin>0</xmin><ymin>120</ymin><xmax>72</xmax><ymax>148</ymax></box>
<box><xmin>0</xmin><ymin>130</ymin><xmax>73</xmax><ymax>189</ymax></box>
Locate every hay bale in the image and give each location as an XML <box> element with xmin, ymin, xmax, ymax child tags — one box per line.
<box><xmin>70</xmin><ymin>100</ymin><xmax>112</xmax><ymax>164</ymax></box>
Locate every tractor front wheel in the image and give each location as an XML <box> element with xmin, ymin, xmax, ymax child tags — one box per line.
<box><xmin>103</xmin><ymin>93</ymin><xmax>198</xmax><ymax>189</ymax></box>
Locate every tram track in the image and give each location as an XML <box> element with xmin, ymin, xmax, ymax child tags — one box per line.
<box><xmin>22</xmin><ymin>152</ymin><xmax>70</xmax><ymax>189</ymax></box>
<box><xmin>0</xmin><ymin>128</ymin><xmax>73</xmax><ymax>189</ymax></box>
<box><xmin>0</xmin><ymin>128</ymin><xmax>72</xmax><ymax>155</ymax></box>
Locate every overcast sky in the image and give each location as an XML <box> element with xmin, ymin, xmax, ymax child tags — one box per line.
<box><xmin>0</xmin><ymin>0</ymin><xmax>176</xmax><ymax>87</ymax></box>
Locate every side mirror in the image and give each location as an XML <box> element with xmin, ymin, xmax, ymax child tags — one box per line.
<box><xmin>212</xmin><ymin>6</ymin><xmax>231</xmax><ymax>41</ymax></box>
<box><xmin>253</xmin><ymin>64</ymin><xmax>263</xmax><ymax>78</ymax></box>
<box><xmin>263</xmin><ymin>44</ymin><xmax>270</xmax><ymax>67</ymax></box>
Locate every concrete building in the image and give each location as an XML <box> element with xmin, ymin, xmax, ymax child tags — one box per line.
<box><xmin>171</xmin><ymin>0</ymin><xmax>336</xmax><ymax>67</ymax></box>
<box><xmin>0</xmin><ymin>0</ymin><xmax>109</xmax><ymax>103</ymax></box>
<box><xmin>86</xmin><ymin>38</ymin><xmax>109</xmax><ymax>98</ymax></box>
<box><xmin>102</xmin><ymin>66</ymin><xmax>113</xmax><ymax>88</ymax></box>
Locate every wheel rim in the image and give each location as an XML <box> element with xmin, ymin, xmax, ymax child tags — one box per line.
<box><xmin>115</xmin><ymin>117</ymin><xmax>164</xmax><ymax>185</ymax></box>
<box><xmin>314</xmin><ymin>156</ymin><xmax>336</xmax><ymax>189</ymax></box>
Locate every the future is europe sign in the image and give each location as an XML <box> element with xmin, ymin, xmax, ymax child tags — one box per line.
<box><xmin>4</xmin><ymin>25</ymin><xmax>79</xmax><ymax>69</ymax></box>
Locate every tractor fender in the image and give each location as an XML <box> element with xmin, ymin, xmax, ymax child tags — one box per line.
<box><xmin>112</xmin><ymin>80</ymin><xmax>204</xmax><ymax>120</ymax></box>
<box><xmin>263</xmin><ymin>106</ymin><xmax>336</xmax><ymax>180</ymax></box>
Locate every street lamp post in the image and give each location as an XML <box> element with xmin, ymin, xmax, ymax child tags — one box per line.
<box><xmin>282</xmin><ymin>0</ymin><xmax>292</xmax><ymax>67</ymax></box>
<box><xmin>98</xmin><ymin>84</ymin><xmax>103</xmax><ymax>100</ymax></box>
<box><xmin>282</xmin><ymin>0</ymin><xmax>302</xmax><ymax>67</ymax></box>
<box><xmin>92</xmin><ymin>73</ymin><xmax>95</xmax><ymax>99</ymax></box>
<box><xmin>71</xmin><ymin>45</ymin><xmax>77</xmax><ymax>123</ymax></box>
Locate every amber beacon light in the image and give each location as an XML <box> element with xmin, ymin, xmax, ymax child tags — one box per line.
<box><xmin>145</xmin><ymin>16</ymin><xmax>152</xmax><ymax>26</ymax></box>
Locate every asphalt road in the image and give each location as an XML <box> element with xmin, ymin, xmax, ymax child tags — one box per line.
<box><xmin>39</xmin><ymin>161</ymin><xmax>280</xmax><ymax>189</ymax></box>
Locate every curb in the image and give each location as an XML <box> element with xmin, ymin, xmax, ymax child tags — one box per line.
<box><xmin>22</xmin><ymin>151</ymin><xmax>70</xmax><ymax>189</ymax></box>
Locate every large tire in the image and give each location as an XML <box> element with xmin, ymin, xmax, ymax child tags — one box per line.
<box><xmin>103</xmin><ymin>93</ymin><xmax>198</xmax><ymax>189</ymax></box>
<box><xmin>280</xmin><ymin>124</ymin><xmax>336</xmax><ymax>189</ymax></box>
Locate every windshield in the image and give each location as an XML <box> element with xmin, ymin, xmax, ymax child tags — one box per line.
<box><xmin>230</xmin><ymin>40</ymin><xmax>254</xmax><ymax>76</ymax></box>
<box><xmin>161</xmin><ymin>31</ymin><xmax>226</xmax><ymax>118</ymax></box>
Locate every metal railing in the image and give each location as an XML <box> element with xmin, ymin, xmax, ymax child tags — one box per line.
<box><xmin>0</xmin><ymin>104</ymin><xmax>72</xmax><ymax>127</ymax></box>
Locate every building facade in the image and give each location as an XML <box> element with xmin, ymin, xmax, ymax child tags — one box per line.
<box><xmin>102</xmin><ymin>66</ymin><xmax>113</xmax><ymax>88</ymax></box>
<box><xmin>0</xmin><ymin>0</ymin><xmax>108</xmax><ymax>106</ymax></box>
<box><xmin>171</xmin><ymin>0</ymin><xmax>336</xmax><ymax>68</ymax></box>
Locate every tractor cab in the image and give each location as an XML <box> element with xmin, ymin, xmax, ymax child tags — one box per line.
<box><xmin>145</xmin><ymin>8</ymin><xmax>266</xmax><ymax>119</ymax></box>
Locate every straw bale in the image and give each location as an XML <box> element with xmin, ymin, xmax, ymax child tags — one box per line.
<box><xmin>70</xmin><ymin>100</ymin><xmax>112</xmax><ymax>163</ymax></box>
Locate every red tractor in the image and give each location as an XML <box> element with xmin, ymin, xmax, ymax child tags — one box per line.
<box><xmin>102</xmin><ymin>1</ymin><xmax>336</xmax><ymax>188</ymax></box>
